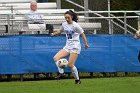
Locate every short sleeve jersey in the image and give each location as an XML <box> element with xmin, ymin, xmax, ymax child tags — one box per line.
<box><xmin>61</xmin><ymin>21</ymin><xmax>84</xmax><ymax>43</ymax></box>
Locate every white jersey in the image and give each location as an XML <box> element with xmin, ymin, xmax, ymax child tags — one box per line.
<box><xmin>61</xmin><ymin>21</ymin><xmax>84</xmax><ymax>54</ymax></box>
<box><xmin>26</xmin><ymin>10</ymin><xmax>44</xmax><ymax>24</ymax></box>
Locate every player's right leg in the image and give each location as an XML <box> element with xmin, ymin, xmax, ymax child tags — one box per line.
<box><xmin>53</xmin><ymin>49</ymin><xmax>69</xmax><ymax>79</ymax></box>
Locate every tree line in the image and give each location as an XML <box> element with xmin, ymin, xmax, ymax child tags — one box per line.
<box><xmin>111</xmin><ymin>0</ymin><xmax>140</xmax><ymax>10</ymax></box>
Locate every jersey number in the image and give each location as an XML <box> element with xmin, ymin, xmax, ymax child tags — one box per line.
<box><xmin>67</xmin><ymin>33</ymin><xmax>72</xmax><ymax>39</ymax></box>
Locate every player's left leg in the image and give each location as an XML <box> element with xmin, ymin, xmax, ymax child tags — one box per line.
<box><xmin>68</xmin><ymin>53</ymin><xmax>81</xmax><ymax>84</ymax></box>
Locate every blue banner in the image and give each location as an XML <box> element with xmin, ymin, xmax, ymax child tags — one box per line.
<box><xmin>0</xmin><ymin>35</ymin><xmax>140</xmax><ymax>74</ymax></box>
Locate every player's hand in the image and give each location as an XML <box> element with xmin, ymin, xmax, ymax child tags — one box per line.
<box><xmin>84</xmin><ymin>43</ymin><xmax>89</xmax><ymax>49</ymax></box>
<box><xmin>50</xmin><ymin>33</ymin><xmax>54</xmax><ymax>36</ymax></box>
<box><xmin>134</xmin><ymin>31</ymin><xmax>140</xmax><ymax>39</ymax></box>
<box><xmin>134</xmin><ymin>34</ymin><xmax>138</xmax><ymax>39</ymax></box>
<box><xmin>134</xmin><ymin>34</ymin><xmax>140</xmax><ymax>39</ymax></box>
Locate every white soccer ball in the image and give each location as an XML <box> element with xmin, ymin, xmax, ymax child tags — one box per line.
<box><xmin>58</xmin><ymin>58</ymin><xmax>68</xmax><ymax>69</ymax></box>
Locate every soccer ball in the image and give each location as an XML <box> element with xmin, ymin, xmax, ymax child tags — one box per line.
<box><xmin>58</xmin><ymin>58</ymin><xmax>68</xmax><ymax>69</ymax></box>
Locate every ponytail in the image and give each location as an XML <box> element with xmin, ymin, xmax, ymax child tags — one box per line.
<box><xmin>65</xmin><ymin>10</ymin><xmax>78</xmax><ymax>22</ymax></box>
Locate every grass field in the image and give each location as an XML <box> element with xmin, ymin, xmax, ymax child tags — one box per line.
<box><xmin>0</xmin><ymin>77</ymin><xmax>140</xmax><ymax>93</ymax></box>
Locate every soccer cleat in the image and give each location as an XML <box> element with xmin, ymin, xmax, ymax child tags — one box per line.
<box><xmin>56</xmin><ymin>73</ymin><xmax>66</xmax><ymax>80</ymax></box>
<box><xmin>75</xmin><ymin>80</ymin><xmax>81</xmax><ymax>84</ymax></box>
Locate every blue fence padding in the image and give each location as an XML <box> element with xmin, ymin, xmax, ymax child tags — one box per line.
<box><xmin>0</xmin><ymin>35</ymin><xmax>140</xmax><ymax>74</ymax></box>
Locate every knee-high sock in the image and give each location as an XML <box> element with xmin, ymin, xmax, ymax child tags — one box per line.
<box><xmin>71</xmin><ymin>66</ymin><xmax>79</xmax><ymax>80</ymax></box>
<box><xmin>55</xmin><ymin>61</ymin><xmax>64</xmax><ymax>74</ymax></box>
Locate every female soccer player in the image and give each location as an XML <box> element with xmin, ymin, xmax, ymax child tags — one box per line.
<box><xmin>51</xmin><ymin>10</ymin><xmax>89</xmax><ymax>84</ymax></box>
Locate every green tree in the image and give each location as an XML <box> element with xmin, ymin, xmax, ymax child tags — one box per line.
<box><xmin>111</xmin><ymin>0</ymin><xmax>140</xmax><ymax>10</ymax></box>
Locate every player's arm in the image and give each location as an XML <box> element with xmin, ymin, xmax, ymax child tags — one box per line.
<box><xmin>51</xmin><ymin>26</ymin><xmax>64</xmax><ymax>36</ymax></box>
<box><xmin>76</xmin><ymin>23</ymin><xmax>89</xmax><ymax>49</ymax></box>
<box><xmin>81</xmin><ymin>32</ymin><xmax>89</xmax><ymax>49</ymax></box>
<box><xmin>51</xmin><ymin>29</ymin><xmax>63</xmax><ymax>36</ymax></box>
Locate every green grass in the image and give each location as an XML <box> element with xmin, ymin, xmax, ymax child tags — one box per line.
<box><xmin>0</xmin><ymin>77</ymin><xmax>140</xmax><ymax>93</ymax></box>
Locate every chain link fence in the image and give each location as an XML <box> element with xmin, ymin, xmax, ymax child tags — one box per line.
<box><xmin>0</xmin><ymin>0</ymin><xmax>139</xmax><ymax>35</ymax></box>
<box><xmin>88</xmin><ymin>0</ymin><xmax>138</xmax><ymax>34</ymax></box>
<box><xmin>61</xmin><ymin>0</ymin><xmax>139</xmax><ymax>34</ymax></box>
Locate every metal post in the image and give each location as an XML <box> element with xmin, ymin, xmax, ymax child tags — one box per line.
<box><xmin>7</xmin><ymin>15</ymin><xmax>10</xmax><ymax>33</ymax></box>
<box><xmin>124</xmin><ymin>12</ymin><xmax>127</xmax><ymax>34</ymax></box>
<box><xmin>108</xmin><ymin>0</ymin><xmax>112</xmax><ymax>34</ymax></box>
<box><xmin>56</xmin><ymin>0</ymin><xmax>61</xmax><ymax>9</ymax></box>
<box><xmin>111</xmin><ymin>18</ymin><xmax>114</xmax><ymax>34</ymax></box>
<box><xmin>84</xmin><ymin>0</ymin><xmax>89</xmax><ymax>22</ymax></box>
<box><xmin>11</xmin><ymin>5</ymin><xmax>14</xmax><ymax>32</ymax></box>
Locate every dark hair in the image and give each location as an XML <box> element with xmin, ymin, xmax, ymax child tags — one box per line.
<box><xmin>64</xmin><ymin>10</ymin><xmax>78</xmax><ymax>22</ymax></box>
